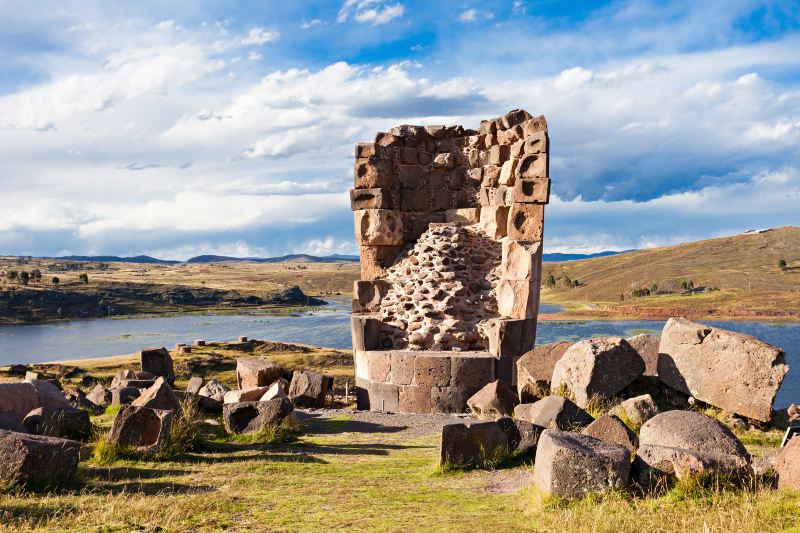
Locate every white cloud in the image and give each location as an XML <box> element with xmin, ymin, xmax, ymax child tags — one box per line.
<box><xmin>459</xmin><ymin>9</ymin><xmax>477</xmax><ymax>22</ymax></box>
<box><xmin>247</xmin><ymin>51</ymin><xmax>262</xmax><ymax>61</ymax></box>
<box><xmin>301</xmin><ymin>19</ymin><xmax>322</xmax><ymax>29</ymax></box>
<box><xmin>154</xmin><ymin>20</ymin><xmax>178</xmax><ymax>30</ymax></box>
<box><xmin>239</xmin><ymin>27</ymin><xmax>278</xmax><ymax>45</ymax></box>
<box><xmin>338</xmin><ymin>1</ymin><xmax>405</xmax><ymax>25</ymax></box>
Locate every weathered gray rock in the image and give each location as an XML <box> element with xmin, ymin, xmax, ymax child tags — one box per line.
<box><xmin>140</xmin><ymin>347</ymin><xmax>175</xmax><ymax>384</ymax></box>
<box><xmin>223</xmin><ymin>386</ymin><xmax>270</xmax><ymax>404</ymax></box>
<box><xmin>108</xmin><ymin>406</ymin><xmax>174</xmax><ymax>455</ymax></box>
<box><xmin>467</xmin><ymin>380</ymin><xmax>518</xmax><ymax>419</ymax></box>
<box><xmin>514</xmin><ymin>396</ymin><xmax>593</xmax><ymax>430</ymax></box>
<box><xmin>752</xmin><ymin>448</ymin><xmax>780</xmax><ymax>477</ymax></box>
<box><xmin>439</xmin><ymin>419</ymin><xmax>508</xmax><ymax>467</ymax></box>
<box><xmin>289</xmin><ymin>370</ymin><xmax>333</xmax><ymax>408</ymax></box>
<box><xmin>516</xmin><ymin>341</ymin><xmax>571</xmax><ymax>402</ymax></box>
<box><xmin>0</xmin><ymin>382</ymin><xmax>40</xmax><ymax>419</ymax></box>
<box><xmin>260</xmin><ymin>381</ymin><xmax>288</xmax><ymax>401</ymax></box>
<box><xmin>0</xmin><ymin>429</ymin><xmax>80</xmax><ymax>487</ymax></box>
<box><xmin>236</xmin><ymin>357</ymin><xmax>285</xmax><ymax>389</ymax></box>
<box><xmin>626</xmin><ymin>334</ymin><xmax>660</xmax><ymax>377</ymax></box>
<box><xmin>131</xmin><ymin>377</ymin><xmax>181</xmax><ymax>412</ymax></box>
<box><xmin>0</xmin><ymin>410</ymin><xmax>27</xmax><ymax>433</ymax></box>
<box><xmin>657</xmin><ymin>317</ymin><xmax>788</xmax><ymax>422</ymax></box>
<box><xmin>583</xmin><ymin>414</ymin><xmax>638</xmax><ymax>454</ymax></box>
<box><xmin>636</xmin><ymin>410</ymin><xmax>750</xmax><ymax>479</ymax></box>
<box><xmin>550</xmin><ymin>338</ymin><xmax>645</xmax><ymax>407</ymax></box>
<box><xmin>63</xmin><ymin>387</ymin><xmax>98</xmax><ymax>413</ymax></box>
<box><xmin>86</xmin><ymin>384</ymin><xmax>112</xmax><ymax>408</ymax></box>
<box><xmin>776</xmin><ymin>437</ymin><xmax>800</xmax><ymax>489</ymax></box>
<box><xmin>186</xmin><ymin>376</ymin><xmax>204</xmax><ymax>395</ymax></box>
<box><xmin>495</xmin><ymin>416</ymin><xmax>543</xmax><ymax>455</ymax></box>
<box><xmin>609</xmin><ymin>394</ymin><xmax>659</xmax><ymax>427</ymax></box>
<box><xmin>222</xmin><ymin>398</ymin><xmax>294</xmax><ymax>434</ymax></box>
<box><xmin>22</xmin><ymin>407</ymin><xmax>92</xmax><ymax>441</ymax></box>
<box><xmin>198</xmin><ymin>379</ymin><xmax>230</xmax><ymax>402</ymax></box>
<box><xmin>534</xmin><ymin>429</ymin><xmax>631</xmax><ymax>499</ymax></box>
<box><xmin>111</xmin><ymin>386</ymin><xmax>141</xmax><ymax>406</ymax></box>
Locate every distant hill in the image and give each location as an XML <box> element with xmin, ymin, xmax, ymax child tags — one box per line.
<box><xmin>185</xmin><ymin>254</ymin><xmax>360</xmax><ymax>264</ymax></box>
<box><xmin>543</xmin><ymin>250</ymin><xmax>630</xmax><ymax>262</ymax></box>
<box><xmin>53</xmin><ymin>255</ymin><xmax>179</xmax><ymax>264</ymax></box>
<box><xmin>542</xmin><ymin>226</ymin><xmax>800</xmax><ymax>302</ymax></box>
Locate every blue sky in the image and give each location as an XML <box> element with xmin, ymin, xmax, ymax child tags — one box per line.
<box><xmin>0</xmin><ymin>0</ymin><xmax>798</xmax><ymax>259</ymax></box>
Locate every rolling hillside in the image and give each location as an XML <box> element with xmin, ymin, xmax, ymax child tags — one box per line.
<box><xmin>541</xmin><ymin>226</ymin><xmax>800</xmax><ymax>319</ymax></box>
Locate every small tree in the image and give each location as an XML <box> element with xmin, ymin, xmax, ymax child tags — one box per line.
<box><xmin>19</xmin><ymin>271</ymin><xmax>30</xmax><ymax>285</ymax></box>
<box><xmin>650</xmin><ymin>283</ymin><xmax>658</xmax><ymax>294</ymax></box>
<box><xmin>546</xmin><ymin>274</ymin><xmax>556</xmax><ymax>288</ymax></box>
<box><xmin>52</xmin><ymin>276</ymin><xmax>60</xmax><ymax>286</ymax></box>
<box><xmin>778</xmin><ymin>259</ymin><xmax>787</xmax><ymax>271</ymax></box>
<box><xmin>6</xmin><ymin>270</ymin><xmax>17</xmax><ymax>281</ymax></box>
<box><xmin>619</xmin><ymin>293</ymin><xmax>625</xmax><ymax>301</ymax></box>
<box><xmin>79</xmin><ymin>273</ymin><xmax>89</xmax><ymax>285</ymax></box>
<box><xmin>31</xmin><ymin>269</ymin><xmax>42</xmax><ymax>283</ymax></box>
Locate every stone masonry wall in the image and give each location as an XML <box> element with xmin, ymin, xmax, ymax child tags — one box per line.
<box><xmin>351</xmin><ymin>109</ymin><xmax>550</xmax><ymax>413</ymax></box>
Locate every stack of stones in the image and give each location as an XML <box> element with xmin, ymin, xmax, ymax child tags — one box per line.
<box><xmin>351</xmin><ymin>109</ymin><xmax>550</xmax><ymax>413</ymax></box>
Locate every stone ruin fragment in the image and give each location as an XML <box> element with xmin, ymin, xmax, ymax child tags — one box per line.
<box><xmin>350</xmin><ymin>109</ymin><xmax>550</xmax><ymax>413</ymax></box>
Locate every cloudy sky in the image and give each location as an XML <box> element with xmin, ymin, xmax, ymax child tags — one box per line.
<box><xmin>1</xmin><ymin>0</ymin><xmax>798</xmax><ymax>260</ymax></box>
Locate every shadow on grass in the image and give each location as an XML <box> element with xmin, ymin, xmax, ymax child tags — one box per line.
<box><xmin>82</xmin><ymin>466</ymin><xmax>191</xmax><ymax>482</ymax></box>
<box><xmin>95</xmin><ymin>481</ymin><xmax>217</xmax><ymax>497</ymax></box>
<box><xmin>295</xmin><ymin>412</ymin><xmax>409</xmax><ymax>435</ymax></box>
<box><xmin>0</xmin><ymin>504</ymin><xmax>78</xmax><ymax>523</ymax></box>
<box><xmin>296</xmin><ymin>441</ymin><xmax>430</xmax><ymax>457</ymax></box>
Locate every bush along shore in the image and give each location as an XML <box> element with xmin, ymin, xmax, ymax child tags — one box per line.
<box><xmin>0</xmin><ymin>320</ymin><xmax>799</xmax><ymax>531</ymax></box>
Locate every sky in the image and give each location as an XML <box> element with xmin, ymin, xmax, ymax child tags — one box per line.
<box><xmin>0</xmin><ymin>0</ymin><xmax>798</xmax><ymax>260</ymax></box>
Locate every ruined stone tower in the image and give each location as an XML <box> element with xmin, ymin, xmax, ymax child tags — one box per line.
<box><xmin>350</xmin><ymin>109</ymin><xmax>550</xmax><ymax>413</ymax></box>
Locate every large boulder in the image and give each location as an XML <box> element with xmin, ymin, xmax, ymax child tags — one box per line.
<box><xmin>0</xmin><ymin>410</ymin><xmax>27</xmax><ymax>433</ymax></box>
<box><xmin>140</xmin><ymin>347</ymin><xmax>175</xmax><ymax>384</ymax></box>
<box><xmin>22</xmin><ymin>407</ymin><xmax>92</xmax><ymax>441</ymax></box>
<box><xmin>467</xmin><ymin>380</ymin><xmax>518</xmax><ymax>419</ymax></box>
<box><xmin>111</xmin><ymin>387</ymin><xmax>141</xmax><ymax>406</ymax></box>
<box><xmin>776</xmin><ymin>437</ymin><xmax>800</xmax><ymax>489</ymax></box>
<box><xmin>0</xmin><ymin>430</ymin><xmax>80</xmax><ymax>488</ymax></box>
<box><xmin>514</xmin><ymin>396</ymin><xmax>593</xmax><ymax>430</ymax></box>
<box><xmin>110</xmin><ymin>369</ymin><xmax>155</xmax><ymax>389</ymax></box>
<box><xmin>260</xmin><ymin>381</ymin><xmax>288</xmax><ymax>402</ymax></box>
<box><xmin>516</xmin><ymin>341</ymin><xmax>572</xmax><ymax>402</ymax></box>
<box><xmin>186</xmin><ymin>376</ymin><xmax>204</xmax><ymax>395</ymax></box>
<box><xmin>198</xmin><ymin>379</ymin><xmax>230</xmax><ymax>402</ymax></box>
<box><xmin>30</xmin><ymin>380</ymin><xmax>70</xmax><ymax>410</ymax></box>
<box><xmin>236</xmin><ymin>357</ymin><xmax>285</xmax><ymax>389</ymax></box>
<box><xmin>636</xmin><ymin>410</ymin><xmax>750</xmax><ymax>480</ymax></box>
<box><xmin>439</xmin><ymin>419</ymin><xmax>509</xmax><ymax>468</ymax></box>
<box><xmin>86</xmin><ymin>383</ymin><xmax>112</xmax><ymax>408</ymax></box>
<box><xmin>131</xmin><ymin>377</ymin><xmax>181</xmax><ymax>412</ymax></box>
<box><xmin>534</xmin><ymin>430</ymin><xmax>631</xmax><ymax>499</ymax></box>
<box><xmin>626</xmin><ymin>334</ymin><xmax>660</xmax><ymax>376</ymax></box>
<box><xmin>583</xmin><ymin>414</ymin><xmax>638</xmax><ymax>454</ymax></box>
<box><xmin>108</xmin><ymin>406</ymin><xmax>174</xmax><ymax>455</ymax></box>
<box><xmin>609</xmin><ymin>394</ymin><xmax>660</xmax><ymax>428</ymax></box>
<box><xmin>0</xmin><ymin>382</ymin><xmax>40</xmax><ymax>419</ymax></box>
<box><xmin>222</xmin><ymin>398</ymin><xmax>294</xmax><ymax>434</ymax></box>
<box><xmin>288</xmin><ymin>370</ymin><xmax>333</xmax><ymax>408</ymax></box>
<box><xmin>657</xmin><ymin>317</ymin><xmax>787</xmax><ymax>422</ymax></box>
<box><xmin>550</xmin><ymin>338</ymin><xmax>645</xmax><ymax>407</ymax></box>
<box><xmin>495</xmin><ymin>416</ymin><xmax>544</xmax><ymax>455</ymax></box>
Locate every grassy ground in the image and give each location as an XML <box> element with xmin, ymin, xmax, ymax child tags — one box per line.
<box><xmin>2</xmin><ymin>347</ymin><xmax>799</xmax><ymax>531</ymax></box>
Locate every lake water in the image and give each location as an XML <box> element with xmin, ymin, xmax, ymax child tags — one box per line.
<box><xmin>0</xmin><ymin>298</ymin><xmax>797</xmax><ymax>407</ymax></box>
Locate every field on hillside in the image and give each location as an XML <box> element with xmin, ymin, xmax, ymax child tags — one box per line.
<box><xmin>0</xmin><ymin>257</ymin><xmax>360</xmax><ymax>324</ymax></box>
<box><xmin>541</xmin><ymin>226</ymin><xmax>800</xmax><ymax>321</ymax></box>
<box><xmin>1</xmin><ymin>345</ymin><xmax>798</xmax><ymax>532</ymax></box>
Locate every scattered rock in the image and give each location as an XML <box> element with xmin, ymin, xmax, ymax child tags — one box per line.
<box><xmin>111</xmin><ymin>387</ymin><xmax>141</xmax><ymax>406</ymax></box>
<box><xmin>626</xmin><ymin>334</ymin><xmax>660</xmax><ymax>377</ymax></box>
<box><xmin>288</xmin><ymin>370</ymin><xmax>333</xmax><ymax>408</ymax></box>
<box><xmin>467</xmin><ymin>380</ymin><xmax>518</xmax><ymax>418</ymax></box>
<box><xmin>533</xmin><ymin>429</ymin><xmax>630</xmax><ymax>499</ymax></box>
<box><xmin>752</xmin><ymin>448</ymin><xmax>780</xmax><ymax>477</ymax></box>
<box><xmin>516</xmin><ymin>341</ymin><xmax>571</xmax><ymax>402</ymax></box>
<box><xmin>140</xmin><ymin>347</ymin><xmax>175</xmax><ymax>384</ymax></box>
<box><xmin>86</xmin><ymin>384</ymin><xmax>112</xmax><ymax>408</ymax></box>
<box><xmin>788</xmin><ymin>404</ymin><xmax>800</xmax><ymax>422</ymax></box>
<box><xmin>222</xmin><ymin>398</ymin><xmax>294</xmax><ymax>434</ymax></box>
<box><xmin>63</xmin><ymin>387</ymin><xmax>98</xmax><ymax>413</ymax></box>
<box><xmin>550</xmin><ymin>338</ymin><xmax>645</xmax><ymax>407</ymax></box>
<box><xmin>22</xmin><ymin>407</ymin><xmax>92</xmax><ymax>441</ymax></box>
<box><xmin>609</xmin><ymin>394</ymin><xmax>659</xmax><ymax>428</ymax></box>
<box><xmin>514</xmin><ymin>396</ymin><xmax>593</xmax><ymax>430</ymax></box>
<box><xmin>260</xmin><ymin>381</ymin><xmax>288</xmax><ymax>401</ymax></box>
<box><xmin>439</xmin><ymin>419</ymin><xmax>509</xmax><ymax>468</ymax></box>
<box><xmin>0</xmin><ymin>429</ymin><xmax>80</xmax><ymax>488</ymax></box>
<box><xmin>583</xmin><ymin>414</ymin><xmax>638</xmax><ymax>454</ymax></box>
<box><xmin>108</xmin><ymin>406</ymin><xmax>174</xmax><ymax>455</ymax></box>
<box><xmin>186</xmin><ymin>376</ymin><xmax>204</xmax><ymax>395</ymax></box>
<box><xmin>0</xmin><ymin>410</ymin><xmax>27</xmax><ymax>433</ymax></box>
<box><xmin>236</xmin><ymin>357</ymin><xmax>285</xmax><ymax>389</ymax></box>
<box><xmin>223</xmin><ymin>386</ymin><xmax>271</xmax><ymax>404</ymax></box>
<box><xmin>657</xmin><ymin>317</ymin><xmax>788</xmax><ymax>422</ymax></box>
<box><xmin>776</xmin><ymin>437</ymin><xmax>800</xmax><ymax>489</ymax></box>
<box><xmin>131</xmin><ymin>377</ymin><xmax>181</xmax><ymax>412</ymax></box>
<box><xmin>0</xmin><ymin>381</ymin><xmax>68</xmax><ymax>420</ymax></box>
<box><xmin>495</xmin><ymin>416</ymin><xmax>543</xmax><ymax>455</ymax></box>
<box><xmin>198</xmin><ymin>379</ymin><xmax>230</xmax><ymax>402</ymax></box>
